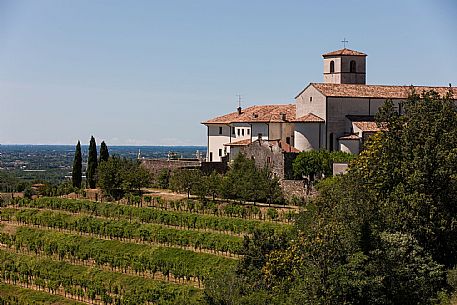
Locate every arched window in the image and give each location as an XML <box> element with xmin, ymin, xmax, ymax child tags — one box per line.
<box><xmin>330</xmin><ymin>60</ymin><xmax>335</xmax><ymax>73</ymax></box>
<box><xmin>350</xmin><ymin>60</ymin><xmax>356</xmax><ymax>73</ymax></box>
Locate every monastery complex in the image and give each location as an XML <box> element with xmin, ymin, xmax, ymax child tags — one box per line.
<box><xmin>203</xmin><ymin>48</ymin><xmax>457</xmax><ymax>163</ymax></box>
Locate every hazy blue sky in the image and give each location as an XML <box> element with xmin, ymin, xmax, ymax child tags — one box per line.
<box><xmin>0</xmin><ymin>0</ymin><xmax>456</xmax><ymax>146</ymax></box>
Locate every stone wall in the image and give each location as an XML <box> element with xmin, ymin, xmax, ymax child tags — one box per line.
<box><xmin>241</xmin><ymin>141</ymin><xmax>281</xmax><ymax>177</ymax></box>
<box><xmin>141</xmin><ymin>159</ymin><xmax>227</xmax><ymax>177</ymax></box>
<box><xmin>280</xmin><ymin>179</ymin><xmax>309</xmax><ymax>199</ymax></box>
<box><xmin>141</xmin><ymin>159</ymin><xmax>201</xmax><ymax>177</ymax></box>
<box><xmin>281</xmin><ymin>179</ymin><xmax>318</xmax><ymax>200</ymax></box>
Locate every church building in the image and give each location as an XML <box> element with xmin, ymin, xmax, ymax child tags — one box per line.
<box><xmin>202</xmin><ymin>48</ymin><xmax>456</xmax><ymax>162</ymax></box>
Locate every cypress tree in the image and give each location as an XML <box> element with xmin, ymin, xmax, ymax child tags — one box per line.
<box><xmin>71</xmin><ymin>140</ymin><xmax>82</xmax><ymax>188</ymax></box>
<box><xmin>99</xmin><ymin>141</ymin><xmax>109</xmax><ymax>163</ymax></box>
<box><xmin>87</xmin><ymin>136</ymin><xmax>98</xmax><ymax>189</ymax></box>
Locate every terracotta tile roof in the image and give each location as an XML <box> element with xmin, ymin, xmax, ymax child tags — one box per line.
<box><xmin>311</xmin><ymin>83</ymin><xmax>457</xmax><ymax>99</ymax></box>
<box><xmin>353</xmin><ymin>121</ymin><xmax>382</xmax><ymax>132</ymax></box>
<box><xmin>224</xmin><ymin>139</ymin><xmax>252</xmax><ymax>146</ymax></box>
<box><xmin>202</xmin><ymin>104</ymin><xmax>296</xmax><ymax>124</ymax></box>
<box><xmin>338</xmin><ymin>134</ymin><xmax>361</xmax><ymax>140</ymax></box>
<box><xmin>292</xmin><ymin>113</ymin><xmax>325</xmax><ymax>123</ymax></box>
<box><xmin>322</xmin><ymin>48</ymin><xmax>367</xmax><ymax>57</ymax></box>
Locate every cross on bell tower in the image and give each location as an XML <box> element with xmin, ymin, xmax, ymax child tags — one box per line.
<box><xmin>322</xmin><ymin>44</ymin><xmax>367</xmax><ymax>85</ymax></box>
<box><xmin>341</xmin><ymin>38</ymin><xmax>349</xmax><ymax>48</ymax></box>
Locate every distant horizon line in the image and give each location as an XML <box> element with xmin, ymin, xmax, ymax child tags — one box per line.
<box><xmin>0</xmin><ymin>143</ymin><xmax>206</xmax><ymax>147</ymax></box>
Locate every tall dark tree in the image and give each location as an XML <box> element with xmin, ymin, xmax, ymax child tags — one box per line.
<box><xmin>71</xmin><ymin>141</ymin><xmax>82</xmax><ymax>188</ymax></box>
<box><xmin>99</xmin><ymin>141</ymin><xmax>109</xmax><ymax>163</ymax></box>
<box><xmin>86</xmin><ymin>136</ymin><xmax>98</xmax><ymax>189</ymax></box>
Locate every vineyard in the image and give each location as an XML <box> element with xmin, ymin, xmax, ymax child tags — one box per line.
<box><xmin>0</xmin><ymin>196</ymin><xmax>294</xmax><ymax>304</ymax></box>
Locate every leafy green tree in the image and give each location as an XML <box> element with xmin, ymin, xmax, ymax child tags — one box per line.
<box><xmin>206</xmin><ymin>171</ymin><xmax>223</xmax><ymax>201</ymax></box>
<box><xmin>205</xmin><ymin>90</ymin><xmax>455</xmax><ymax>305</ymax></box>
<box><xmin>293</xmin><ymin>150</ymin><xmax>354</xmax><ymax>180</ymax></box>
<box><xmin>169</xmin><ymin>169</ymin><xmax>203</xmax><ymax>199</ymax></box>
<box><xmin>97</xmin><ymin>156</ymin><xmax>124</xmax><ymax>199</ymax></box>
<box><xmin>71</xmin><ymin>140</ymin><xmax>82</xmax><ymax>188</ymax></box>
<box><xmin>97</xmin><ymin>156</ymin><xmax>151</xmax><ymax>200</ymax></box>
<box><xmin>157</xmin><ymin>169</ymin><xmax>170</xmax><ymax>189</ymax></box>
<box><xmin>86</xmin><ymin>136</ymin><xmax>98</xmax><ymax>189</ymax></box>
<box><xmin>221</xmin><ymin>153</ymin><xmax>282</xmax><ymax>204</ymax></box>
<box><xmin>99</xmin><ymin>141</ymin><xmax>109</xmax><ymax>163</ymax></box>
<box><xmin>293</xmin><ymin>150</ymin><xmax>328</xmax><ymax>179</ymax></box>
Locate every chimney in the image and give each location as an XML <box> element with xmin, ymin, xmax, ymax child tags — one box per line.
<box><xmin>237</xmin><ymin>106</ymin><xmax>242</xmax><ymax>115</ymax></box>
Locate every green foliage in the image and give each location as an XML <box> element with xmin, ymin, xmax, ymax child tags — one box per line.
<box><xmin>205</xmin><ymin>90</ymin><xmax>456</xmax><ymax>304</ymax></box>
<box><xmin>157</xmin><ymin>168</ymin><xmax>171</xmax><ymax>189</ymax></box>
<box><xmin>2</xmin><ymin>207</ymin><xmax>244</xmax><ymax>255</ymax></box>
<box><xmin>222</xmin><ymin>153</ymin><xmax>284</xmax><ymax>204</ymax></box>
<box><xmin>0</xmin><ymin>249</ymin><xmax>203</xmax><ymax>304</ymax></box>
<box><xmin>170</xmin><ymin>169</ymin><xmax>203</xmax><ymax>199</ymax></box>
<box><xmin>293</xmin><ymin>149</ymin><xmax>354</xmax><ymax>179</ymax></box>
<box><xmin>2</xmin><ymin>226</ymin><xmax>236</xmax><ymax>284</ymax></box>
<box><xmin>0</xmin><ymin>282</ymin><xmax>85</xmax><ymax>305</ymax></box>
<box><xmin>97</xmin><ymin>156</ymin><xmax>151</xmax><ymax>200</ymax></box>
<box><xmin>99</xmin><ymin>140</ymin><xmax>110</xmax><ymax>163</ymax></box>
<box><xmin>22</xmin><ymin>186</ymin><xmax>35</xmax><ymax>199</ymax></box>
<box><xmin>71</xmin><ymin>140</ymin><xmax>82</xmax><ymax>188</ymax></box>
<box><xmin>9</xmin><ymin>197</ymin><xmax>290</xmax><ymax>235</ymax></box>
<box><xmin>86</xmin><ymin>136</ymin><xmax>98</xmax><ymax>189</ymax></box>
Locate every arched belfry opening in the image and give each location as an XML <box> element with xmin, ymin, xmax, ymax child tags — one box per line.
<box><xmin>322</xmin><ymin>48</ymin><xmax>367</xmax><ymax>84</ymax></box>
<box><xmin>350</xmin><ymin>60</ymin><xmax>356</xmax><ymax>73</ymax></box>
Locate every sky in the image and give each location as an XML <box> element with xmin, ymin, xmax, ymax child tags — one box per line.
<box><xmin>0</xmin><ymin>0</ymin><xmax>456</xmax><ymax>146</ymax></box>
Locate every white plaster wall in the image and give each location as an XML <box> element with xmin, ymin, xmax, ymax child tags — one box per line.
<box><xmin>251</xmin><ymin>123</ymin><xmax>269</xmax><ymax>140</ymax></box>
<box><xmin>295</xmin><ymin>85</ymin><xmax>327</xmax><ymax>120</ymax></box>
<box><xmin>207</xmin><ymin>124</ymin><xmax>230</xmax><ymax>162</ymax></box>
<box><xmin>339</xmin><ymin>139</ymin><xmax>360</xmax><ymax>154</ymax></box>
<box><xmin>326</xmin><ymin>97</ymin><xmax>402</xmax><ymax>149</ymax></box>
<box><xmin>230</xmin><ymin>123</ymin><xmax>251</xmax><ymax>142</ymax></box>
<box><xmin>229</xmin><ymin>146</ymin><xmax>241</xmax><ymax>162</ymax></box>
<box><xmin>294</xmin><ymin>123</ymin><xmax>322</xmax><ymax>151</ymax></box>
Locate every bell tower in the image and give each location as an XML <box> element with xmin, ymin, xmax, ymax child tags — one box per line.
<box><xmin>322</xmin><ymin>48</ymin><xmax>367</xmax><ymax>84</ymax></box>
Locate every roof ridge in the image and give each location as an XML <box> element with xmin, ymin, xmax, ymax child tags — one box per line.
<box><xmin>312</xmin><ymin>83</ymin><xmax>456</xmax><ymax>89</ymax></box>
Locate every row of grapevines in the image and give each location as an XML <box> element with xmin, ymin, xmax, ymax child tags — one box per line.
<box><xmin>0</xmin><ymin>226</ymin><xmax>236</xmax><ymax>285</ymax></box>
<box><xmin>12</xmin><ymin>197</ymin><xmax>291</xmax><ymax>235</ymax></box>
<box><xmin>0</xmin><ymin>249</ymin><xmax>203</xmax><ymax>305</ymax></box>
<box><xmin>0</xmin><ymin>282</ymin><xmax>84</xmax><ymax>305</ymax></box>
<box><xmin>143</xmin><ymin>197</ymin><xmax>296</xmax><ymax>222</ymax></box>
<box><xmin>0</xmin><ymin>208</ymin><xmax>243</xmax><ymax>255</ymax></box>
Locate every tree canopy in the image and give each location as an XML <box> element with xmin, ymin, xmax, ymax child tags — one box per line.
<box><xmin>71</xmin><ymin>140</ymin><xmax>82</xmax><ymax>188</ymax></box>
<box><xmin>99</xmin><ymin>141</ymin><xmax>109</xmax><ymax>163</ymax></box>
<box><xmin>97</xmin><ymin>156</ymin><xmax>151</xmax><ymax>200</ymax></box>
<box><xmin>204</xmin><ymin>89</ymin><xmax>457</xmax><ymax>305</ymax></box>
<box><xmin>86</xmin><ymin>136</ymin><xmax>98</xmax><ymax>189</ymax></box>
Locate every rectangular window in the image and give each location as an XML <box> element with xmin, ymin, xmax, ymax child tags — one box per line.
<box><xmin>286</xmin><ymin>137</ymin><xmax>291</xmax><ymax>144</ymax></box>
<box><xmin>219</xmin><ymin>127</ymin><xmax>223</xmax><ymax>135</ymax></box>
<box><xmin>237</xmin><ymin>129</ymin><xmax>240</xmax><ymax>136</ymax></box>
<box><xmin>329</xmin><ymin>133</ymin><xmax>334</xmax><ymax>151</ymax></box>
<box><xmin>209</xmin><ymin>152</ymin><xmax>213</xmax><ymax>162</ymax></box>
<box><xmin>232</xmin><ymin>127</ymin><xmax>235</xmax><ymax>134</ymax></box>
<box><xmin>218</xmin><ymin>149</ymin><xmax>222</xmax><ymax>156</ymax></box>
<box><xmin>247</xmin><ymin>129</ymin><xmax>250</xmax><ymax>135</ymax></box>
<box><xmin>242</xmin><ymin>129</ymin><xmax>245</xmax><ymax>136</ymax></box>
